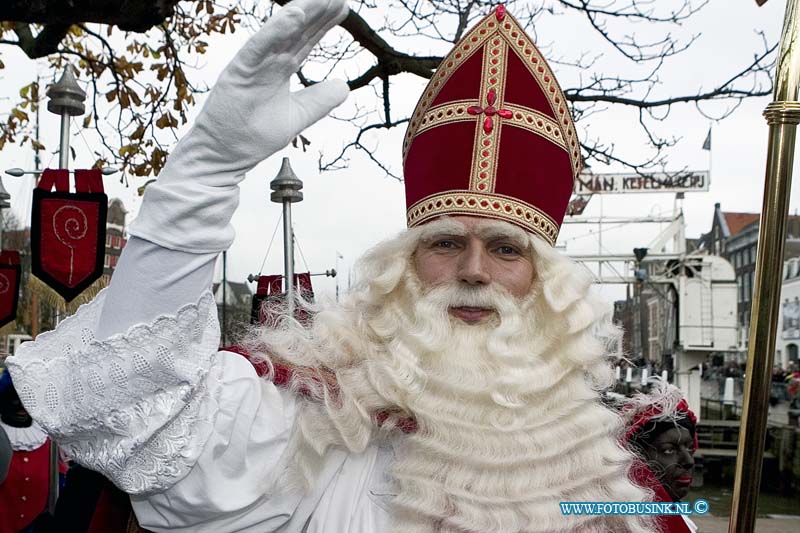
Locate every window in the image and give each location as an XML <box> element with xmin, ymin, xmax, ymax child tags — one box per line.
<box><xmin>110</xmin><ymin>255</ymin><xmax>118</xmax><ymax>268</ymax></box>
<box><xmin>744</xmin><ymin>313</ymin><xmax>751</xmax><ymax>343</ymax></box>
<box><xmin>649</xmin><ymin>340</ymin><xmax>661</xmax><ymax>360</ymax></box>
<box><xmin>744</xmin><ymin>273</ymin><xmax>751</xmax><ymax>302</ymax></box>
<box><xmin>648</xmin><ymin>299</ymin><xmax>660</xmax><ymax>337</ymax></box>
<box><xmin>105</xmin><ymin>235</ymin><xmax>111</xmax><ymax>248</ymax></box>
<box><xmin>104</xmin><ymin>254</ymin><xmax>110</xmax><ymax>268</ymax></box>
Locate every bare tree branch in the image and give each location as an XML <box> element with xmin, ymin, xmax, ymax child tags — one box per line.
<box><xmin>12</xmin><ymin>21</ymin><xmax>71</xmax><ymax>58</ymax></box>
<box><xmin>1</xmin><ymin>0</ymin><xmax>181</xmax><ymax>31</ymax></box>
<box><xmin>0</xmin><ymin>0</ymin><xmax>778</xmax><ymax>180</ymax></box>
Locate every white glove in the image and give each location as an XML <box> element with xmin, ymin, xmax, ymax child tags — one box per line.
<box><xmin>130</xmin><ymin>0</ymin><xmax>351</xmax><ymax>253</ymax></box>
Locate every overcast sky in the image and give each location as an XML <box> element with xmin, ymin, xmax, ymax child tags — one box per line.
<box><xmin>0</xmin><ymin>0</ymin><xmax>795</xmax><ymax>303</ymax></box>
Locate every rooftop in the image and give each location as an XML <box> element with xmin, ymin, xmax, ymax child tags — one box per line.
<box><xmin>723</xmin><ymin>212</ymin><xmax>759</xmax><ymax>237</ymax></box>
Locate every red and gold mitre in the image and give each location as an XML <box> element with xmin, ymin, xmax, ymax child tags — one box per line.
<box><xmin>403</xmin><ymin>5</ymin><xmax>580</xmax><ymax>246</ymax></box>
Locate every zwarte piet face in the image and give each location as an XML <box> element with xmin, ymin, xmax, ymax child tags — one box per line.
<box><xmin>0</xmin><ymin>387</ymin><xmax>32</xmax><ymax>428</ymax></box>
<box><xmin>642</xmin><ymin>426</ymin><xmax>695</xmax><ymax>501</ymax></box>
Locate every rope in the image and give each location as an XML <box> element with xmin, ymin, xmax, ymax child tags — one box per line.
<box><xmin>294</xmin><ymin>233</ymin><xmax>311</xmax><ymax>273</ymax></box>
<box><xmin>258</xmin><ymin>212</ymin><xmax>283</xmax><ymax>275</ymax></box>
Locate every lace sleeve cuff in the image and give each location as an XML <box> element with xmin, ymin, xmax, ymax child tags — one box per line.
<box><xmin>6</xmin><ymin>289</ymin><xmax>223</xmax><ymax>494</ymax></box>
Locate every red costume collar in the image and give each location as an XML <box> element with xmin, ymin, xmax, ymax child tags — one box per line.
<box><xmin>223</xmin><ymin>345</ymin><xmax>418</xmax><ymax>433</ymax></box>
<box><xmin>630</xmin><ymin>460</ymin><xmax>694</xmax><ymax>533</ymax></box>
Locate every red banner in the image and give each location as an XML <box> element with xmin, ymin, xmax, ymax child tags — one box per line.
<box><xmin>0</xmin><ymin>251</ymin><xmax>21</xmax><ymax>328</ymax></box>
<box><xmin>31</xmin><ymin>169</ymin><xmax>107</xmax><ymax>302</ymax></box>
<box><xmin>250</xmin><ymin>273</ymin><xmax>315</xmax><ymax>325</ymax></box>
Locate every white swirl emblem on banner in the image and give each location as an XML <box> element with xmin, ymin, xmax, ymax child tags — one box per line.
<box><xmin>0</xmin><ymin>273</ymin><xmax>9</xmax><ymax>295</ymax></box>
<box><xmin>53</xmin><ymin>205</ymin><xmax>89</xmax><ymax>286</ymax></box>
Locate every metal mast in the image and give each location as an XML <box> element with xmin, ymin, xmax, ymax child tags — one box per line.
<box><xmin>44</xmin><ymin>65</ymin><xmax>86</xmax><ymax>515</ymax></box>
<box><xmin>270</xmin><ymin>158</ymin><xmax>303</xmax><ymax>314</ymax></box>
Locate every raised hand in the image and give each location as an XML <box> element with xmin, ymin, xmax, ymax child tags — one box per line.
<box><xmin>192</xmin><ymin>0</ymin><xmax>351</xmax><ymax>169</ymax></box>
<box><xmin>131</xmin><ymin>0</ymin><xmax>351</xmax><ymax>253</ymax></box>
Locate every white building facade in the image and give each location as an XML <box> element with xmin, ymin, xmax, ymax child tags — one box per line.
<box><xmin>778</xmin><ymin>257</ymin><xmax>800</xmax><ymax>369</ymax></box>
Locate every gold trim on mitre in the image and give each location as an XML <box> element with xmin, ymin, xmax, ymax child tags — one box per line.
<box><xmin>467</xmin><ymin>35</ymin><xmax>508</xmax><ymax>194</ymax></box>
<box><xmin>407</xmin><ymin>191</ymin><xmax>559</xmax><ymax>246</ymax></box>
<box><xmin>415</xmin><ymin>100</ymin><xmax>477</xmax><ymax>136</ymax></box>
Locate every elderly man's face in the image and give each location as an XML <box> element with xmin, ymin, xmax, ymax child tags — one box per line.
<box><xmin>414</xmin><ymin>216</ymin><xmax>535</xmax><ymax>324</ymax></box>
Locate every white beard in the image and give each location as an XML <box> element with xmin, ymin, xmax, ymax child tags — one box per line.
<box><xmin>247</xmin><ymin>227</ymin><xmax>653</xmax><ymax>532</ymax></box>
<box><xmin>369</xmin><ymin>279</ymin><xmax>649</xmax><ymax>532</ymax></box>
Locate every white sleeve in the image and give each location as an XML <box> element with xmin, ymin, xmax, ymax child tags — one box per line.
<box><xmin>7</xmin><ymin>296</ymin><xmax>304</xmax><ymax>532</ymax></box>
<box><xmin>95</xmin><ymin>236</ymin><xmax>218</xmax><ymax>341</ymax></box>
<box><xmin>130</xmin><ymin>351</ymin><xmax>303</xmax><ymax>532</ymax></box>
<box><xmin>6</xmin><ymin>285</ymin><xmax>224</xmax><ymax>494</ymax></box>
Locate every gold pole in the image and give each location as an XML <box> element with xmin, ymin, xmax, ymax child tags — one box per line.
<box><xmin>730</xmin><ymin>1</ymin><xmax>800</xmax><ymax>531</ymax></box>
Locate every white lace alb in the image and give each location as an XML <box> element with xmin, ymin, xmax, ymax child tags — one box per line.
<box><xmin>5</xmin><ymin>289</ymin><xmax>223</xmax><ymax>494</ymax></box>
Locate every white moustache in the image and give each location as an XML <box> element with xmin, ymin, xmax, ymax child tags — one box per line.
<box><xmin>423</xmin><ymin>284</ymin><xmax>514</xmax><ymax>311</ymax></box>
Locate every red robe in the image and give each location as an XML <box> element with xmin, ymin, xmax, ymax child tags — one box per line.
<box><xmin>0</xmin><ymin>439</ymin><xmax>51</xmax><ymax>533</ymax></box>
<box><xmin>630</xmin><ymin>460</ymin><xmax>693</xmax><ymax>533</ymax></box>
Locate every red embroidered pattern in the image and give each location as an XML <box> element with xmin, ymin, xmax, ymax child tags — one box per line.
<box><xmin>467</xmin><ymin>88</ymin><xmax>513</xmax><ymax>134</ymax></box>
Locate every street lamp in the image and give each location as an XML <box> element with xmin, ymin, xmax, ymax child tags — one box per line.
<box><xmin>47</xmin><ymin>66</ymin><xmax>86</xmax><ymax>170</ymax></box>
<box><xmin>5</xmin><ymin>167</ymin><xmax>118</xmax><ymax>177</ymax></box>
<box><xmin>270</xmin><ymin>158</ymin><xmax>303</xmax><ymax>313</ymax></box>
<box><xmin>41</xmin><ymin>65</ymin><xmax>87</xmax><ymax>516</ymax></box>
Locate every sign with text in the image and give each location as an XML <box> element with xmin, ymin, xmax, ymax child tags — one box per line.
<box><xmin>575</xmin><ymin>171</ymin><xmax>709</xmax><ymax>195</ymax></box>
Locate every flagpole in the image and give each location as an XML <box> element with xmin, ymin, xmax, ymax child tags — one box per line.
<box><xmin>270</xmin><ymin>158</ymin><xmax>302</xmax><ymax>315</ymax></box>
<box><xmin>702</xmin><ymin>123</ymin><xmax>712</xmax><ymax>179</ymax></box>
<box><xmin>335</xmin><ymin>251</ymin><xmax>343</xmax><ymax>302</ymax></box>
<box><xmin>31</xmin><ymin>76</ymin><xmax>41</xmax><ymax>340</ymax></box>
<box><xmin>44</xmin><ymin>65</ymin><xmax>86</xmax><ymax>517</ymax></box>
<box><xmin>708</xmin><ymin>123</ymin><xmax>712</xmax><ymax>181</ymax></box>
